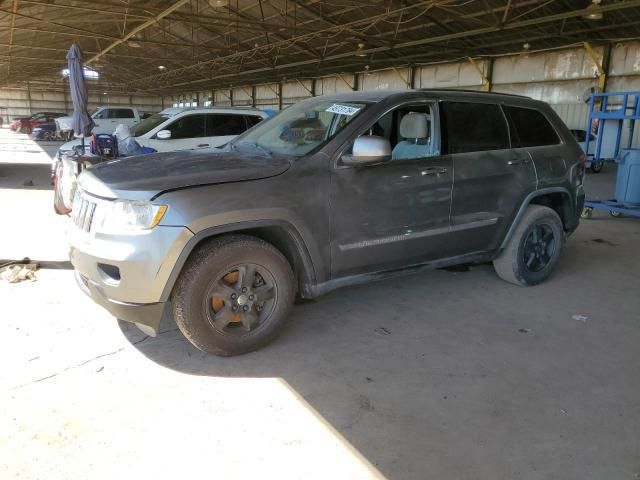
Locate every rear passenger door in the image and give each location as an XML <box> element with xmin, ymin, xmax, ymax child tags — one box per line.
<box><xmin>204</xmin><ymin>113</ymin><xmax>250</xmax><ymax>147</ymax></box>
<box><xmin>503</xmin><ymin>105</ymin><xmax>564</xmax><ymax>189</ymax></box>
<box><xmin>441</xmin><ymin>101</ymin><xmax>536</xmax><ymax>256</ymax></box>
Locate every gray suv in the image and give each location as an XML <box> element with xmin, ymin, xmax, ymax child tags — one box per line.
<box><xmin>69</xmin><ymin>90</ymin><xmax>586</xmax><ymax>356</ymax></box>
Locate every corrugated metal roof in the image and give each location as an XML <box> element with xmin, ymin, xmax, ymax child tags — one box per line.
<box><xmin>1</xmin><ymin>0</ymin><xmax>639</xmax><ymax>95</ymax></box>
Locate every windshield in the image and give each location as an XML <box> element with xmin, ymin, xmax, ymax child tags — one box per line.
<box><xmin>130</xmin><ymin>113</ymin><xmax>174</xmax><ymax>137</ymax></box>
<box><xmin>231</xmin><ymin>99</ymin><xmax>369</xmax><ymax>156</ymax></box>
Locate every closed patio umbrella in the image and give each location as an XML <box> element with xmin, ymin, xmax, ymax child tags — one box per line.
<box><xmin>66</xmin><ymin>43</ymin><xmax>95</xmax><ymax>139</ymax></box>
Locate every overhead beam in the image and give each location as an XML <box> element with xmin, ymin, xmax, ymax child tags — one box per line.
<box><xmin>86</xmin><ymin>0</ymin><xmax>191</xmax><ymax>66</ymax></box>
<box><xmin>583</xmin><ymin>41</ymin><xmax>609</xmax><ymax>92</ymax></box>
<box><xmin>467</xmin><ymin>57</ymin><xmax>490</xmax><ymax>91</ymax></box>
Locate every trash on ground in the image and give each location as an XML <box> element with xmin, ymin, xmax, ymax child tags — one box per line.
<box><xmin>518</xmin><ymin>328</ymin><xmax>531</xmax><ymax>333</ymax></box>
<box><xmin>572</xmin><ymin>314</ymin><xmax>588</xmax><ymax>322</ymax></box>
<box><xmin>374</xmin><ymin>326</ymin><xmax>391</xmax><ymax>336</ymax></box>
<box><xmin>0</xmin><ymin>261</ymin><xmax>39</xmax><ymax>283</ymax></box>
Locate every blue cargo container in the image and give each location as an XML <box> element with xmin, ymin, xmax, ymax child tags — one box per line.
<box><xmin>615</xmin><ymin>149</ymin><xmax>640</xmax><ymax>206</ymax></box>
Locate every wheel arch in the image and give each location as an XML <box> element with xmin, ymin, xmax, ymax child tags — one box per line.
<box><xmin>159</xmin><ymin>220</ymin><xmax>316</xmax><ymax>302</ymax></box>
<box><xmin>500</xmin><ymin>188</ymin><xmax>573</xmax><ymax>251</ymax></box>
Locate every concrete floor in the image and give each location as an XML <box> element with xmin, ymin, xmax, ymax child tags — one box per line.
<box><xmin>1</xmin><ymin>127</ymin><xmax>639</xmax><ymax>479</ymax></box>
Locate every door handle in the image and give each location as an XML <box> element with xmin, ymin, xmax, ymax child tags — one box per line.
<box><xmin>421</xmin><ymin>167</ymin><xmax>448</xmax><ymax>176</ymax></box>
<box><xmin>197</xmin><ymin>143</ymin><xmax>210</xmax><ymax>147</ymax></box>
<box><xmin>507</xmin><ymin>158</ymin><xmax>530</xmax><ymax>166</ymax></box>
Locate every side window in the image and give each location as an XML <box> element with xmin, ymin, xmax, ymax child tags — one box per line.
<box><xmin>206</xmin><ymin>114</ymin><xmax>248</xmax><ymax>136</ymax></box>
<box><xmin>110</xmin><ymin>108</ymin><xmax>134</xmax><ymax>119</ymax></box>
<box><xmin>503</xmin><ymin>105</ymin><xmax>560</xmax><ymax>148</ymax></box>
<box><xmin>245</xmin><ymin>115</ymin><xmax>264</xmax><ymax>128</ymax></box>
<box><xmin>165</xmin><ymin>114</ymin><xmax>206</xmax><ymax>139</ymax></box>
<box><xmin>93</xmin><ymin>109</ymin><xmax>108</xmax><ymax>119</ymax></box>
<box><xmin>440</xmin><ymin>102</ymin><xmax>509</xmax><ymax>154</ymax></box>
<box><xmin>571</xmin><ymin>130</ymin><xmax>586</xmax><ymax>142</ymax></box>
<box><xmin>349</xmin><ymin>103</ymin><xmax>436</xmax><ymax>161</ymax></box>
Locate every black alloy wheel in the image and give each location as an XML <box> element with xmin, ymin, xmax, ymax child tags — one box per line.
<box><xmin>521</xmin><ymin>223</ymin><xmax>557</xmax><ymax>273</ymax></box>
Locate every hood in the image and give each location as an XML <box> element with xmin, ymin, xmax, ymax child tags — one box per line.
<box><xmin>78</xmin><ymin>148</ymin><xmax>291</xmax><ymax>201</ymax></box>
<box><xmin>56</xmin><ymin>116</ymin><xmax>73</xmax><ymax>130</ymax></box>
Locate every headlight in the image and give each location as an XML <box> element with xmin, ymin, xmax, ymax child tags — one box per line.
<box><xmin>92</xmin><ymin>200</ymin><xmax>167</xmax><ymax>234</ymax></box>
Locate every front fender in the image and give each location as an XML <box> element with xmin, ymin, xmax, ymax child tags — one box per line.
<box><xmin>158</xmin><ymin>218</ymin><xmax>317</xmax><ymax>302</ymax></box>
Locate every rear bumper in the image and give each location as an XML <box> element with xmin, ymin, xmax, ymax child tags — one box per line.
<box><xmin>75</xmin><ymin>270</ymin><xmax>166</xmax><ymax>335</ymax></box>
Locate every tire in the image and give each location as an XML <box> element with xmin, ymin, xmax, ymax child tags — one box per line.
<box><xmin>21</xmin><ymin>126</ymin><xmax>32</xmax><ymax>134</ymax></box>
<box><xmin>493</xmin><ymin>205</ymin><xmax>564</xmax><ymax>286</ymax></box>
<box><xmin>590</xmin><ymin>161</ymin><xmax>603</xmax><ymax>173</ymax></box>
<box><xmin>580</xmin><ymin>207</ymin><xmax>593</xmax><ymax>219</ymax></box>
<box><xmin>172</xmin><ymin>235</ymin><xmax>295</xmax><ymax>356</ymax></box>
<box><xmin>609</xmin><ymin>210</ymin><xmax>623</xmax><ymax>218</ymax></box>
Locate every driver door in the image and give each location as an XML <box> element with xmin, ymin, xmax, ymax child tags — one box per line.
<box><xmin>330</xmin><ymin>101</ymin><xmax>453</xmax><ymax>277</ymax></box>
<box><xmin>143</xmin><ymin>113</ymin><xmax>207</xmax><ymax>152</ymax></box>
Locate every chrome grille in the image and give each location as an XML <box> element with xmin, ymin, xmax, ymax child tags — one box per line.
<box><xmin>71</xmin><ymin>193</ymin><xmax>96</xmax><ymax>232</ymax></box>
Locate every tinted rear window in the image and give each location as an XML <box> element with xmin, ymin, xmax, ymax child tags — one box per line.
<box><xmin>206</xmin><ymin>114</ymin><xmax>247</xmax><ymax>136</ymax></box>
<box><xmin>245</xmin><ymin>115</ymin><xmax>264</xmax><ymax>128</ymax></box>
<box><xmin>504</xmin><ymin>106</ymin><xmax>560</xmax><ymax>148</ymax></box>
<box><xmin>440</xmin><ymin>101</ymin><xmax>509</xmax><ymax>154</ymax></box>
<box><xmin>109</xmin><ymin>108</ymin><xmax>134</xmax><ymax>119</ymax></box>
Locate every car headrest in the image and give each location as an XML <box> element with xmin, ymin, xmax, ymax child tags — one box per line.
<box><xmin>399</xmin><ymin>112</ymin><xmax>429</xmax><ymax>139</ymax></box>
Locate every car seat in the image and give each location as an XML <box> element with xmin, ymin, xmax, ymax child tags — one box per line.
<box><xmin>392</xmin><ymin>112</ymin><xmax>433</xmax><ymax>160</ymax></box>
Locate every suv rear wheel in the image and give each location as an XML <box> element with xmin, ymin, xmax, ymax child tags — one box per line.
<box><xmin>493</xmin><ymin>205</ymin><xmax>563</xmax><ymax>286</ymax></box>
<box><xmin>172</xmin><ymin>235</ymin><xmax>295</xmax><ymax>356</ymax></box>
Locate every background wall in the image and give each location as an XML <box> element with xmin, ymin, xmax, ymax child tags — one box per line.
<box><xmin>7</xmin><ymin>41</ymin><xmax>639</xmax><ymax>141</ymax></box>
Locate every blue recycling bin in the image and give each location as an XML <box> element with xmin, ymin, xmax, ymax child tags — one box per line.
<box><xmin>615</xmin><ymin>149</ymin><xmax>640</xmax><ymax>207</ymax></box>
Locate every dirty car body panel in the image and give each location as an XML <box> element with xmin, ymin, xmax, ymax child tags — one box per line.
<box><xmin>68</xmin><ymin>89</ymin><xmax>585</xmax><ymax>335</ymax></box>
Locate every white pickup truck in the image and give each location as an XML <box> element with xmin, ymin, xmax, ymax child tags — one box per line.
<box><xmin>55</xmin><ymin>106</ymin><xmax>142</xmax><ymax>140</ymax></box>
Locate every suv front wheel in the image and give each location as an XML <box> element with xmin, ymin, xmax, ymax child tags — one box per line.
<box><xmin>493</xmin><ymin>205</ymin><xmax>564</xmax><ymax>286</ymax></box>
<box><xmin>172</xmin><ymin>235</ymin><xmax>295</xmax><ymax>356</ymax></box>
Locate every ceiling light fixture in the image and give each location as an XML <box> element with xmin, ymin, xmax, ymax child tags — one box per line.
<box><xmin>583</xmin><ymin>0</ymin><xmax>603</xmax><ymax>21</ymax></box>
<box><xmin>209</xmin><ymin>0</ymin><xmax>229</xmax><ymax>7</ymax></box>
<box><xmin>355</xmin><ymin>43</ymin><xmax>367</xmax><ymax>57</ymax></box>
<box><xmin>128</xmin><ymin>41</ymin><xmax>141</xmax><ymax>48</ymax></box>
<box><xmin>158</xmin><ymin>65</ymin><xmax>166</xmax><ymax>70</ymax></box>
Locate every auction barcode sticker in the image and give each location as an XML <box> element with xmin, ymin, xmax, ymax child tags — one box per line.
<box><xmin>325</xmin><ymin>104</ymin><xmax>361</xmax><ymax>116</ymax></box>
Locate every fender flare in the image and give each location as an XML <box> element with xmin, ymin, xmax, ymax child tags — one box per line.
<box><xmin>159</xmin><ymin>219</ymin><xmax>317</xmax><ymax>302</ymax></box>
<box><xmin>499</xmin><ymin>187</ymin><xmax>573</xmax><ymax>251</ymax></box>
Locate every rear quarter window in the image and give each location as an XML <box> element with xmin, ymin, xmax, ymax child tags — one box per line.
<box><xmin>109</xmin><ymin>108</ymin><xmax>135</xmax><ymax>119</ymax></box>
<box><xmin>504</xmin><ymin>105</ymin><xmax>560</xmax><ymax>148</ymax></box>
<box><xmin>440</xmin><ymin>101</ymin><xmax>509</xmax><ymax>154</ymax></box>
<box><xmin>245</xmin><ymin>115</ymin><xmax>264</xmax><ymax>128</ymax></box>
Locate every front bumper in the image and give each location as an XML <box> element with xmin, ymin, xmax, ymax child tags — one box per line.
<box><xmin>69</xmin><ymin>223</ymin><xmax>193</xmax><ymax>334</ymax></box>
<box><xmin>75</xmin><ymin>270</ymin><xmax>168</xmax><ymax>335</ymax></box>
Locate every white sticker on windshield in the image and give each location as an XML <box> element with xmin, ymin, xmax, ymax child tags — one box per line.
<box><xmin>325</xmin><ymin>104</ymin><xmax>361</xmax><ymax>116</ymax></box>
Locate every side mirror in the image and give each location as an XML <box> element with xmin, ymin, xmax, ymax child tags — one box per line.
<box><xmin>156</xmin><ymin>129</ymin><xmax>172</xmax><ymax>140</ymax></box>
<box><xmin>341</xmin><ymin>135</ymin><xmax>391</xmax><ymax>166</ymax></box>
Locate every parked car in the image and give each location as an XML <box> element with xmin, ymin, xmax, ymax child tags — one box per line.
<box><xmin>69</xmin><ymin>89</ymin><xmax>585</xmax><ymax>356</ymax></box>
<box><xmin>10</xmin><ymin>112</ymin><xmax>65</xmax><ymax>134</ymax></box>
<box><xmin>31</xmin><ymin>123</ymin><xmax>58</xmax><ymax>141</ymax></box>
<box><xmin>570</xmin><ymin>128</ymin><xmax>603</xmax><ymax>173</ymax></box>
<box><xmin>55</xmin><ymin>106</ymin><xmax>143</xmax><ymax>140</ymax></box>
<box><xmin>52</xmin><ymin>106</ymin><xmax>268</xmax><ymax>214</ymax></box>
